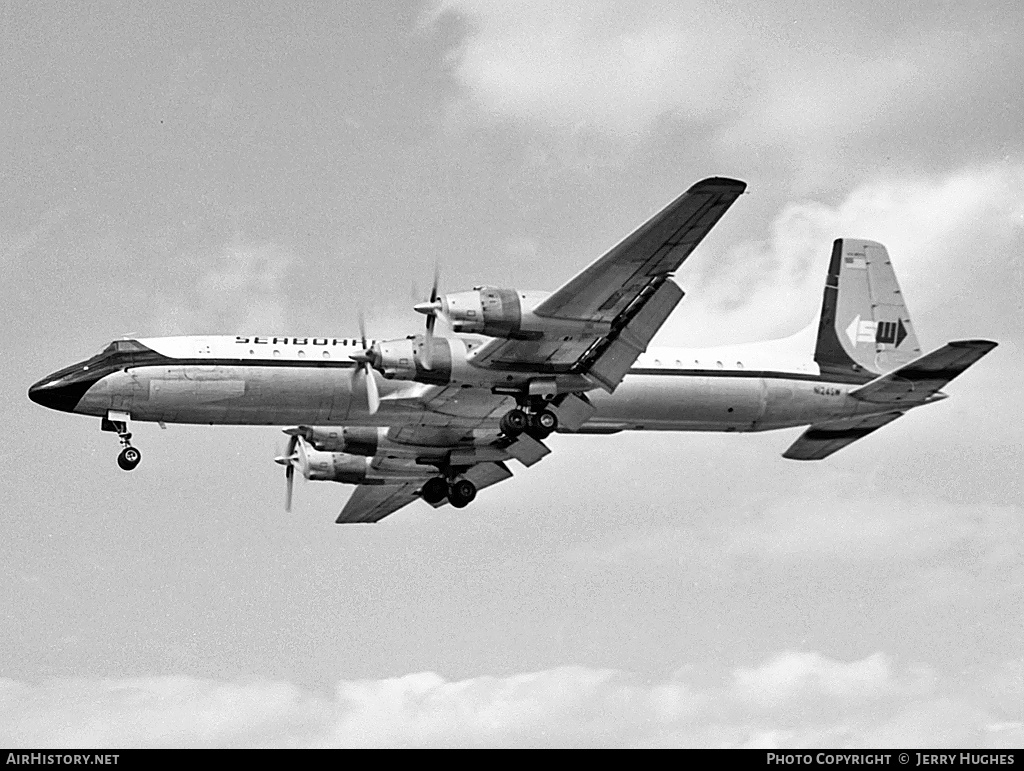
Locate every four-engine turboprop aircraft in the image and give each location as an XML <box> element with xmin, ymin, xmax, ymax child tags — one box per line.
<box><xmin>29</xmin><ymin>177</ymin><xmax>997</xmax><ymax>523</ymax></box>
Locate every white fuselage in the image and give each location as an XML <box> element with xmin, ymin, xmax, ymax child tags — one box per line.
<box><xmin>63</xmin><ymin>331</ymin><xmax>882</xmax><ymax>434</ymax></box>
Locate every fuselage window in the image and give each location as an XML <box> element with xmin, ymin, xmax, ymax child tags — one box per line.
<box><xmin>716</xmin><ymin>361</ymin><xmax>723</xmax><ymax>369</ymax></box>
<box><xmin>298</xmin><ymin>350</ymin><xmax>306</xmax><ymax>359</ymax></box>
<box><xmin>654</xmin><ymin>359</ymin><xmax>661</xmax><ymax>366</ymax></box>
<box><xmin>323</xmin><ymin>351</ymin><xmax>331</xmax><ymax>359</ymax></box>
<box><xmin>273</xmin><ymin>350</ymin><xmax>281</xmax><ymax>358</ymax></box>
<box><xmin>736</xmin><ymin>361</ymin><xmax>744</xmax><ymax>369</ymax></box>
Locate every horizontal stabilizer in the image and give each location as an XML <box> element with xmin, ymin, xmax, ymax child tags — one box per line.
<box><xmin>850</xmin><ymin>339</ymin><xmax>997</xmax><ymax>405</ymax></box>
<box><xmin>782</xmin><ymin>411</ymin><xmax>905</xmax><ymax>461</ymax></box>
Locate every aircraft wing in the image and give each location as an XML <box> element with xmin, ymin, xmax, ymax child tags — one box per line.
<box><xmin>332</xmin><ymin>386</ymin><xmax>530</xmax><ymax>523</ymax></box>
<box><xmin>336</xmin><ymin>481</ymin><xmax>426</xmax><ymax>524</ymax></box>
<box><xmin>469</xmin><ymin>177</ymin><xmax>746</xmax><ymax>389</ymax></box>
<box><xmin>782</xmin><ymin>411</ymin><xmax>905</xmax><ymax>461</ymax></box>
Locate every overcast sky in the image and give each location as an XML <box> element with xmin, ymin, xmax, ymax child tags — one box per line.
<box><xmin>1</xmin><ymin>0</ymin><xmax>1022</xmax><ymax>748</ymax></box>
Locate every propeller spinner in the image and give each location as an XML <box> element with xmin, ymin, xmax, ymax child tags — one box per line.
<box><xmin>412</xmin><ymin>265</ymin><xmax>446</xmax><ymax>370</ymax></box>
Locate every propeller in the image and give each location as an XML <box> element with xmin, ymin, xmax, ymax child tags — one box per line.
<box><xmin>274</xmin><ymin>433</ymin><xmax>302</xmax><ymax>512</ymax></box>
<box><xmin>413</xmin><ymin>264</ymin><xmax>445</xmax><ymax>370</ymax></box>
<box><xmin>349</xmin><ymin>311</ymin><xmax>380</xmax><ymax>415</ymax></box>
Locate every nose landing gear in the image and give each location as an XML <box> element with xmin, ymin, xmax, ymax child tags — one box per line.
<box><xmin>102</xmin><ymin>412</ymin><xmax>141</xmax><ymax>471</ymax></box>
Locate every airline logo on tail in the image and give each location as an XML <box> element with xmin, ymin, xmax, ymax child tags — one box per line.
<box><xmin>846</xmin><ymin>316</ymin><xmax>908</xmax><ymax>348</ymax></box>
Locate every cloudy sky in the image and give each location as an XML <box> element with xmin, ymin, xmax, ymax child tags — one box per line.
<box><xmin>2</xmin><ymin>0</ymin><xmax>1022</xmax><ymax>748</ymax></box>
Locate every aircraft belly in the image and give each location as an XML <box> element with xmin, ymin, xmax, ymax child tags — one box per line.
<box><xmin>591</xmin><ymin>374</ymin><xmax>767</xmax><ymax>430</ymax></box>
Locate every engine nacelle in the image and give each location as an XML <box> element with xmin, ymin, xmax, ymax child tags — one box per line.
<box><xmin>369</xmin><ymin>334</ymin><xmax>499</xmax><ymax>387</ymax></box>
<box><xmin>294</xmin><ymin>426</ymin><xmax>380</xmax><ymax>456</ymax></box>
<box><xmin>440</xmin><ymin>288</ymin><xmax>550</xmax><ymax>339</ymax></box>
<box><xmin>300</xmin><ymin>447</ymin><xmax>431</xmax><ymax>486</ymax></box>
<box><xmin>377</xmin><ymin>337</ymin><xmax>419</xmax><ymax>380</ymax></box>
<box><xmin>303</xmin><ymin>448</ymin><xmax>368</xmax><ymax>484</ymax></box>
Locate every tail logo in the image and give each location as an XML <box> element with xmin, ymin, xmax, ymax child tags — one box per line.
<box><xmin>846</xmin><ymin>316</ymin><xmax>908</xmax><ymax>348</ymax></box>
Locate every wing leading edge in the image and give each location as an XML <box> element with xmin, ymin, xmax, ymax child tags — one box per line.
<box><xmin>534</xmin><ymin>176</ymin><xmax>747</xmax><ymax>323</ymax></box>
<box><xmin>469</xmin><ymin>177</ymin><xmax>746</xmax><ymax>383</ymax></box>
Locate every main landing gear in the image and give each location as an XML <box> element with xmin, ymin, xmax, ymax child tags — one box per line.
<box><xmin>103</xmin><ymin>414</ymin><xmax>141</xmax><ymax>471</ymax></box>
<box><xmin>499</xmin><ymin>405</ymin><xmax>558</xmax><ymax>440</ymax></box>
<box><xmin>419</xmin><ymin>475</ymin><xmax>477</xmax><ymax>508</ymax></box>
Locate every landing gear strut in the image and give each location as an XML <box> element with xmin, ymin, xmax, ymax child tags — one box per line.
<box><xmin>103</xmin><ymin>415</ymin><xmax>141</xmax><ymax>471</ymax></box>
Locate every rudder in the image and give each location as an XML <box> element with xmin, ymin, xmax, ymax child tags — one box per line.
<box><xmin>814</xmin><ymin>239</ymin><xmax>922</xmax><ymax>381</ymax></box>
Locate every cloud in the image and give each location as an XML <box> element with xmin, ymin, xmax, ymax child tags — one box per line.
<box><xmin>427</xmin><ymin>0</ymin><xmax>1022</xmax><ymax>185</ymax></box>
<box><xmin>2</xmin><ymin>651</ymin><xmax>1019</xmax><ymax>747</ymax></box>
<box><xmin>731</xmin><ymin>652</ymin><xmax>898</xmax><ymax>710</ymax></box>
<box><xmin>426</xmin><ymin>0</ymin><xmax>751</xmax><ymax>139</ymax></box>
<box><xmin>726</xmin><ymin>497</ymin><xmax>1024</xmax><ymax>566</ymax></box>
<box><xmin>659</xmin><ymin>163</ymin><xmax>1024</xmax><ymax>345</ymax></box>
<box><xmin>146</xmin><ymin>240</ymin><xmax>296</xmax><ymax>336</ymax></box>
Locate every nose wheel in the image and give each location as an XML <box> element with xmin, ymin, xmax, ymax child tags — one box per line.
<box><xmin>103</xmin><ymin>415</ymin><xmax>141</xmax><ymax>471</ymax></box>
<box><xmin>117</xmin><ymin>445</ymin><xmax>142</xmax><ymax>471</ymax></box>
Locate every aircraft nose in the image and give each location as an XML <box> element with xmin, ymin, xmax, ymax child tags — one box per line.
<box><xmin>28</xmin><ymin>373</ymin><xmax>86</xmax><ymax>412</ymax></box>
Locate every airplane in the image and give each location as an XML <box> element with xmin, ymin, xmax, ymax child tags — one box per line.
<box><xmin>28</xmin><ymin>177</ymin><xmax>997</xmax><ymax>523</ymax></box>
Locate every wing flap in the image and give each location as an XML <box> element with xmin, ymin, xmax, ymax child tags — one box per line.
<box><xmin>851</xmin><ymin>339</ymin><xmax>997</xmax><ymax>405</ymax></box>
<box><xmin>782</xmin><ymin>411</ymin><xmax>905</xmax><ymax>461</ymax></box>
<box><xmin>584</xmin><ymin>278</ymin><xmax>684</xmax><ymax>392</ymax></box>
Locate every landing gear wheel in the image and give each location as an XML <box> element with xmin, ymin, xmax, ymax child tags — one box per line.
<box><xmin>526</xmin><ymin>409</ymin><xmax>557</xmax><ymax>440</ymax></box>
<box><xmin>420</xmin><ymin>476</ymin><xmax>449</xmax><ymax>505</ymax></box>
<box><xmin>500</xmin><ymin>408</ymin><xmax>529</xmax><ymax>437</ymax></box>
<box><xmin>447</xmin><ymin>478</ymin><xmax>477</xmax><ymax>508</ymax></box>
<box><xmin>117</xmin><ymin>446</ymin><xmax>141</xmax><ymax>471</ymax></box>
<box><xmin>537</xmin><ymin>409</ymin><xmax>557</xmax><ymax>431</ymax></box>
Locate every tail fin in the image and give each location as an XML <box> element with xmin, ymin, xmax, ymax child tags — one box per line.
<box><xmin>814</xmin><ymin>239</ymin><xmax>923</xmax><ymax>381</ymax></box>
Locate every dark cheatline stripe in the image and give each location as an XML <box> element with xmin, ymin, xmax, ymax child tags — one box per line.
<box><xmin>626</xmin><ymin>367</ymin><xmax>868</xmax><ymax>385</ymax></box>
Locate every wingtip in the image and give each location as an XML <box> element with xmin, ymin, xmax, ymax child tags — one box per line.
<box><xmin>947</xmin><ymin>339</ymin><xmax>999</xmax><ymax>352</ymax></box>
<box><xmin>690</xmin><ymin>176</ymin><xmax>747</xmax><ymax>193</ymax></box>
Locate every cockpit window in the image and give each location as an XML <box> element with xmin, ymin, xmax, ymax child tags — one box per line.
<box><xmin>99</xmin><ymin>339</ymin><xmax>147</xmax><ymax>355</ymax></box>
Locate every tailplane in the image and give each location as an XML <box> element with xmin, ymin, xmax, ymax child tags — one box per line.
<box><xmin>814</xmin><ymin>239</ymin><xmax>922</xmax><ymax>381</ymax></box>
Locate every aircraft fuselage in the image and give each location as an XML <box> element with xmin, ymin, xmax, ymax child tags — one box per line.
<box><xmin>28</xmin><ymin>334</ymin><xmax>889</xmax><ymax>434</ymax></box>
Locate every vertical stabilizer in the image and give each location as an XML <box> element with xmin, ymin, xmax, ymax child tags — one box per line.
<box><xmin>814</xmin><ymin>239</ymin><xmax>922</xmax><ymax>381</ymax></box>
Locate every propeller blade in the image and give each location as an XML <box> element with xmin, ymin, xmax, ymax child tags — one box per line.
<box><xmin>278</xmin><ymin>434</ymin><xmax>299</xmax><ymax>513</ymax></box>
<box><xmin>364</xmin><ymin>363</ymin><xmax>380</xmax><ymax>415</ymax></box>
<box><xmin>430</xmin><ymin>263</ymin><xmax>440</xmax><ymax>303</ymax></box>
<box><xmin>285</xmin><ymin>464</ymin><xmax>294</xmax><ymax>513</ymax></box>
<box><xmin>423</xmin><ymin>314</ymin><xmax>435</xmax><ymax>370</ymax></box>
<box><xmin>357</xmin><ymin>309</ymin><xmax>368</xmax><ymax>350</ymax></box>
<box><xmin>350</xmin><ymin>361</ymin><xmax>380</xmax><ymax>416</ymax></box>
